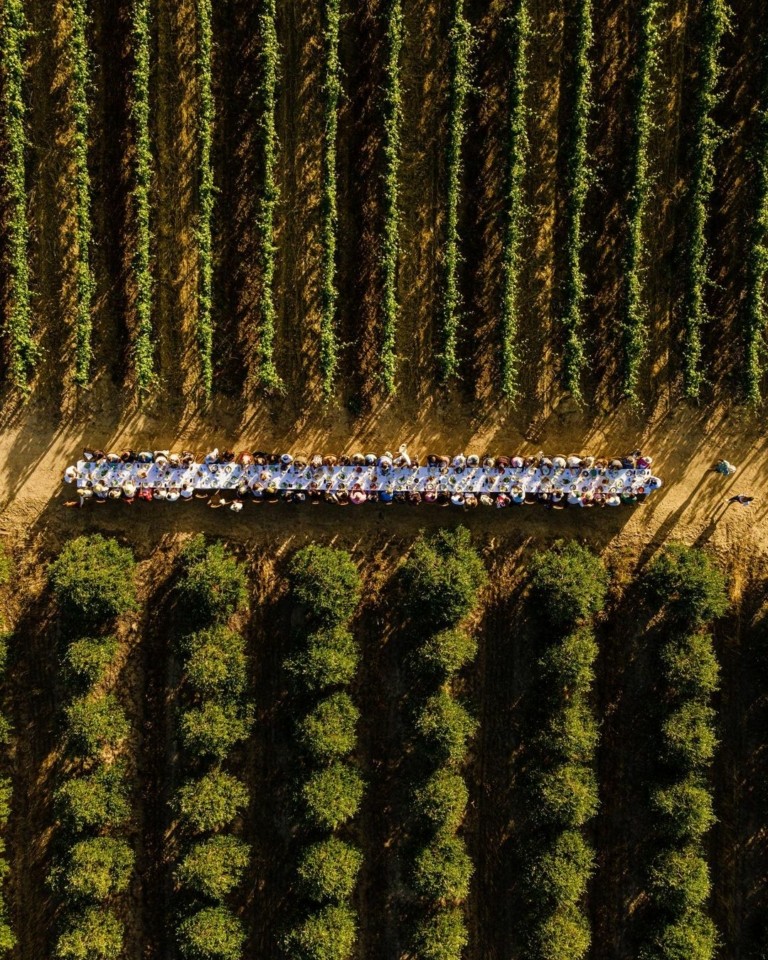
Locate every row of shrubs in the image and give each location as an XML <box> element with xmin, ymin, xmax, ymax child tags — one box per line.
<box><xmin>402</xmin><ymin>528</ymin><xmax>487</xmax><ymax>959</ymax></box>
<box><xmin>439</xmin><ymin>0</ymin><xmax>473</xmax><ymax>383</ymax></box>
<box><xmin>380</xmin><ymin>0</ymin><xmax>405</xmax><ymax>394</ymax></box>
<box><xmin>71</xmin><ymin>0</ymin><xmax>95</xmax><ymax>387</ymax></box>
<box><xmin>48</xmin><ymin>536</ymin><xmax>139</xmax><ymax>960</ymax></box>
<box><xmin>681</xmin><ymin>0</ymin><xmax>729</xmax><ymax>400</ymax></box>
<box><xmin>641</xmin><ymin>545</ymin><xmax>727</xmax><ymax>959</ymax></box>
<box><xmin>500</xmin><ymin>0</ymin><xmax>531</xmax><ymax>400</ymax></box>
<box><xmin>743</xmin><ymin>39</ymin><xmax>768</xmax><ymax>406</ymax></box>
<box><xmin>130</xmin><ymin>0</ymin><xmax>156</xmax><ymax>396</ymax></box>
<box><xmin>558</xmin><ymin>0</ymin><xmax>594</xmax><ymax>403</ymax></box>
<box><xmin>620</xmin><ymin>0</ymin><xmax>661</xmax><ymax>402</ymax></box>
<box><xmin>284</xmin><ymin>546</ymin><xmax>364</xmax><ymax>959</ymax></box>
<box><xmin>173</xmin><ymin>537</ymin><xmax>253</xmax><ymax>960</ymax></box>
<box><xmin>195</xmin><ymin>0</ymin><xmax>215</xmax><ymax>399</ymax></box>
<box><xmin>0</xmin><ymin>0</ymin><xmax>37</xmax><ymax>392</ymax></box>
<box><xmin>525</xmin><ymin>542</ymin><xmax>609</xmax><ymax>960</ymax></box>
<box><xmin>254</xmin><ymin>0</ymin><xmax>282</xmax><ymax>392</ymax></box>
<box><xmin>0</xmin><ymin>552</ymin><xmax>16</xmax><ymax>953</ymax></box>
<box><xmin>319</xmin><ymin>0</ymin><xmax>342</xmax><ymax>400</ymax></box>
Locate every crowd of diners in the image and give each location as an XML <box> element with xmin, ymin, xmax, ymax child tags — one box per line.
<box><xmin>63</xmin><ymin>446</ymin><xmax>662</xmax><ymax>511</ymax></box>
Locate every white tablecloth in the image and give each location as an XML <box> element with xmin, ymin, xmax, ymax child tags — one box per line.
<box><xmin>74</xmin><ymin>460</ymin><xmax>661</xmax><ymax>499</ymax></box>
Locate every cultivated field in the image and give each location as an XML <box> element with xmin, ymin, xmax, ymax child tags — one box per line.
<box><xmin>0</xmin><ymin>0</ymin><xmax>767</xmax><ymax>958</ymax></box>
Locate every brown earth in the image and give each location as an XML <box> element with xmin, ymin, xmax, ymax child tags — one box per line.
<box><xmin>1</xmin><ymin>0</ymin><xmax>768</xmax><ymax>956</ymax></box>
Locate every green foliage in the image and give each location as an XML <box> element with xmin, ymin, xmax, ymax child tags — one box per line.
<box><xmin>646</xmin><ymin>545</ymin><xmax>728</xmax><ymax>627</ymax></box>
<box><xmin>642</xmin><ymin>549</ymin><xmax>722</xmax><ymax>958</ymax></box>
<box><xmin>413</xmin><ymin>907</ymin><xmax>468</xmax><ymax>960</ymax></box>
<box><xmin>413</xmin><ymin>835</ymin><xmax>473</xmax><ymax>904</ymax></box>
<box><xmin>532</xmin><ymin>902</ymin><xmax>591</xmax><ymax>960</ymax></box>
<box><xmin>299</xmin><ymin>692</ymin><xmax>359</xmax><ymax>762</ymax></box>
<box><xmin>195</xmin><ymin>0</ymin><xmax>214</xmax><ymax>398</ymax></box>
<box><xmin>500</xmin><ymin>0</ymin><xmax>531</xmax><ymax>399</ymax></box>
<box><xmin>178</xmin><ymin>538</ymin><xmax>248</xmax><ymax>625</ymax></box>
<box><xmin>129</xmin><ymin>0</ymin><xmax>155</xmax><ymax>395</ymax></box>
<box><xmin>0</xmin><ymin>0</ymin><xmax>38</xmax><ymax>391</ymax></box>
<box><xmin>380</xmin><ymin>0</ymin><xmax>404</xmax><ymax>393</ymax></box>
<box><xmin>538</xmin><ymin>626</ymin><xmax>597</xmax><ymax>693</ymax></box>
<box><xmin>646</xmin><ymin>909</ymin><xmax>718</xmax><ymax>960</ymax></box>
<box><xmin>662</xmin><ymin>701</ymin><xmax>718</xmax><ymax>771</ymax></box>
<box><xmin>402</xmin><ymin>527</ymin><xmax>488</xmax><ymax>629</ymax></box>
<box><xmin>62</xmin><ymin>837</ymin><xmax>134</xmax><ymax>900</ymax></box>
<box><xmin>289</xmin><ymin>546</ymin><xmax>361</xmax><ymax>625</ymax></box>
<box><xmin>662</xmin><ymin>633</ymin><xmax>720</xmax><ymax>699</ymax></box>
<box><xmin>55</xmin><ymin>906</ymin><xmax>122</xmax><ymax>960</ymax></box>
<box><xmin>652</xmin><ymin>780</ymin><xmax>716</xmax><ymax>841</ymax></box>
<box><xmin>284</xmin><ymin>903</ymin><xmax>357</xmax><ymax>960</ymax></box>
<box><xmin>0</xmin><ymin>546</ymin><xmax>11</xmax><ymax>588</ymax></box>
<box><xmin>416</xmin><ymin>691</ymin><xmax>477</xmax><ymax>766</ymax></box>
<box><xmin>535</xmin><ymin>762</ymin><xmax>599</xmax><ymax>828</ymax></box>
<box><xmin>414</xmin><ymin>769</ymin><xmax>468</xmax><ymax>834</ymax></box>
<box><xmin>175</xmin><ymin>836</ymin><xmax>250</xmax><ymax>901</ymax></box>
<box><xmin>284</xmin><ymin>627</ymin><xmax>360</xmax><ymax>692</ymax></box>
<box><xmin>298</xmin><ymin>837</ymin><xmax>363</xmax><ymax>903</ymax></box>
<box><xmin>681</xmin><ymin>0</ymin><xmax>729</xmax><ymax>399</ymax></box>
<box><xmin>50</xmin><ymin>536</ymin><xmax>137</xmax><ymax>627</ymax></box>
<box><xmin>254</xmin><ymin>0</ymin><xmax>282</xmax><ymax>391</ymax></box>
<box><xmin>558</xmin><ymin>0</ymin><xmax>594</xmax><ymax>402</ymax></box>
<box><xmin>177</xmin><ymin>905</ymin><xmax>245</xmax><ymax>960</ymax></box>
<box><xmin>0</xmin><ymin>778</ymin><xmax>12</xmax><ymax>827</ymax></box>
<box><xmin>417</xmin><ymin>628</ymin><xmax>477</xmax><ymax>677</ymax></box>
<box><xmin>175</xmin><ymin>770</ymin><xmax>249</xmax><ymax>833</ymax></box>
<box><xmin>542</xmin><ymin>700</ymin><xmax>599</xmax><ymax>765</ymax></box>
<box><xmin>743</xmin><ymin>35</ymin><xmax>768</xmax><ymax>405</ymax></box>
<box><xmin>302</xmin><ymin>761</ymin><xmax>364</xmax><ymax>830</ymax></box>
<box><xmin>319</xmin><ymin>0</ymin><xmax>341</xmax><ymax>399</ymax></box>
<box><xmin>56</xmin><ymin>763</ymin><xmax>131</xmax><ymax>832</ymax></box>
<box><xmin>621</xmin><ymin>0</ymin><xmax>661</xmax><ymax>401</ymax></box>
<box><xmin>65</xmin><ymin>693</ymin><xmax>130</xmax><ymax>757</ymax></box>
<box><xmin>65</xmin><ymin>636</ymin><xmax>119</xmax><ymax>687</ymax></box>
<box><xmin>71</xmin><ymin>0</ymin><xmax>95</xmax><ymax>386</ymax></box>
<box><xmin>530</xmin><ymin>542</ymin><xmax>608</xmax><ymax>629</ymax></box>
<box><xmin>183</xmin><ymin>626</ymin><xmax>247</xmax><ymax>700</ymax></box>
<box><xmin>530</xmin><ymin>831</ymin><xmax>594</xmax><ymax>907</ymax></box>
<box><xmin>649</xmin><ymin>846</ymin><xmax>711</xmax><ymax>912</ymax></box>
<box><xmin>439</xmin><ymin>0</ymin><xmax>473</xmax><ymax>381</ymax></box>
<box><xmin>0</xmin><ymin>918</ymin><xmax>13</xmax><ymax>955</ymax></box>
<box><xmin>180</xmin><ymin>701</ymin><xmax>252</xmax><ymax>760</ymax></box>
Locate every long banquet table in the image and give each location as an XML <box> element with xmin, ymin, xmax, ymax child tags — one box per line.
<box><xmin>73</xmin><ymin>459</ymin><xmax>662</xmax><ymax>502</ymax></box>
